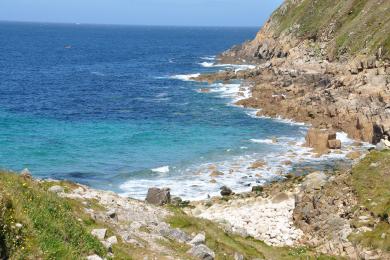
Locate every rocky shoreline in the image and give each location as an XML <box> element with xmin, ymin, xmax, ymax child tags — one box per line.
<box><xmin>21</xmin><ymin>145</ymin><xmax>387</xmax><ymax>259</ymax></box>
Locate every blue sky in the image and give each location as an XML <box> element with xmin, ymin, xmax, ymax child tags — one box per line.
<box><xmin>0</xmin><ymin>0</ymin><xmax>283</xmax><ymax>27</ymax></box>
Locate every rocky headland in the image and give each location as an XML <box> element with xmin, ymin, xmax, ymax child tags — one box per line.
<box><xmin>195</xmin><ymin>0</ymin><xmax>390</xmax><ymax>145</ymax></box>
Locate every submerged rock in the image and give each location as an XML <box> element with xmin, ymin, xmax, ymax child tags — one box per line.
<box><xmin>145</xmin><ymin>187</ymin><xmax>171</xmax><ymax>206</ymax></box>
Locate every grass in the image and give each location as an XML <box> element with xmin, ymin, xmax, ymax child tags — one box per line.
<box><xmin>349</xmin><ymin>150</ymin><xmax>390</xmax><ymax>252</ymax></box>
<box><xmin>0</xmin><ymin>171</ymin><xmax>106</xmax><ymax>259</ymax></box>
<box><xmin>271</xmin><ymin>0</ymin><xmax>390</xmax><ymax>60</ymax></box>
<box><xmin>166</xmin><ymin>206</ymin><xmax>339</xmax><ymax>260</ymax></box>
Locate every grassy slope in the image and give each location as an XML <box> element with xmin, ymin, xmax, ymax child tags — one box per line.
<box><xmin>270</xmin><ymin>0</ymin><xmax>390</xmax><ymax>60</ymax></box>
<box><xmin>0</xmin><ymin>172</ymin><xmax>106</xmax><ymax>259</ymax></box>
<box><xmin>349</xmin><ymin>150</ymin><xmax>390</xmax><ymax>252</ymax></box>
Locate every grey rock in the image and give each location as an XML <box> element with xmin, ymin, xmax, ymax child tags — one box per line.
<box><xmin>48</xmin><ymin>185</ymin><xmax>64</xmax><ymax>194</ymax></box>
<box><xmin>91</xmin><ymin>228</ymin><xmax>107</xmax><ymax>240</ymax></box>
<box><xmin>20</xmin><ymin>168</ymin><xmax>32</xmax><ymax>179</ymax></box>
<box><xmin>106</xmin><ymin>210</ymin><xmax>117</xmax><ymax>219</ymax></box>
<box><xmin>187</xmin><ymin>244</ymin><xmax>215</xmax><ymax>260</ymax></box>
<box><xmin>234</xmin><ymin>252</ymin><xmax>244</xmax><ymax>260</ymax></box>
<box><xmin>220</xmin><ymin>186</ymin><xmax>233</xmax><ymax>196</ymax></box>
<box><xmin>107</xmin><ymin>235</ymin><xmax>118</xmax><ymax>245</ymax></box>
<box><xmin>301</xmin><ymin>171</ymin><xmax>328</xmax><ymax>191</ymax></box>
<box><xmin>159</xmin><ymin>224</ymin><xmax>191</xmax><ymax>243</ymax></box>
<box><xmin>145</xmin><ymin>187</ymin><xmax>171</xmax><ymax>206</ymax></box>
<box><xmin>87</xmin><ymin>255</ymin><xmax>103</xmax><ymax>260</ymax></box>
<box><xmin>189</xmin><ymin>232</ymin><xmax>206</xmax><ymax>246</ymax></box>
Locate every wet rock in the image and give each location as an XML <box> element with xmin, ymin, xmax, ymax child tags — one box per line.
<box><xmin>328</xmin><ymin>139</ymin><xmax>341</xmax><ymax>149</ymax></box>
<box><xmin>210</xmin><ymin>170</ymin><xmax>224</xmax><ymax>177</ymax></box>
<box><xmin>252</xmin><ymin>186</ymin><xmax>264</xmax><ymax>193</ymax></box>
<box><xmin>305</xmin><ymin>128</ymin><xmax>338</xmax><ymax>154</ymax></box>
<box><xmin>346</xmin><ymin>151</ymin><xmax>362</xmax><ymax>160</ymax></box>
<box><xmin>91</xmin><ymin>228</ymin><xmax>107</xmax><ymax>240</ymax></box>
<box><xmin>220</xmin><ymin>186</ymin><xmax>233</xmax><ymax>196</ymax></box>
<box><xmin>145</xmin><ymin>187</ymin><xmax>171</xmax><ymax>206</ymax></box>
<box><xmin>187</xmin><ymin>244</ymin><xmax>215</xmax><ymax>260</ymax></box>
<box><xmin>48</xmin><ymin>185</ymin><xmax>64</xmax><ymax>194</ymax></box>
<box><xmin>249</xmin><ymin>160</ymin><xmax>266</xmax><ymax>169</ymax></box>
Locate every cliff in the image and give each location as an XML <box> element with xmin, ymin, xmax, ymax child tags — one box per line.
<box><xmin>200</xmin><ymin>0</ymin><xmax>390</xmax><ymax>144</ymax></box>
<box><xmin>221</xmin><ymin>0</ymin><xmax>390</xmax><ymax>63</ymax></box>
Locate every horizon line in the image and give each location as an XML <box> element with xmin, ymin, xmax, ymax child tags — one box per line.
<box><xmin>0</xmin><ymin>19</ymin><xmax>262</xmax><ymax>29</ymax></box>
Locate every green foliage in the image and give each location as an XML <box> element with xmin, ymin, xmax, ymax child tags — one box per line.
<box><xmin>0</xmin><ymin>171</ymin><xmax>106</xmax><ymax>259</ymax></box>
<box><xmin>349</xmin><ymin>151</ymin><xmax>390</xmax><ymax>252</ymax></box>
<box><xmin>271</xmin><ymin>0</ymin><xmax>390</xmax><ymax>59</ymax></box>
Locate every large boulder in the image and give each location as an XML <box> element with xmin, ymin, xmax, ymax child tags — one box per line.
<box><xmin>220</xmin><ymin>186</ymin><xmax>233</xmax><ymax>196</ymax></box>
<box><xmin>145</xmin><ymin>187</ymin><xmax>171</xmax><ymax>206</ymax></box>
<box><xmin>305</xmin><ymin>128</ymin><xmax>341</xmax><ymax>153</ymax></box>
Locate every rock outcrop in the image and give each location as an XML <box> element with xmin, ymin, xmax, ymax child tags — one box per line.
<box><xmin>145</xmin><ymin>187</ymin><xmax>171</xmax><ymax>206</ymax></box>
<box><xmin>305</xmin><ymin>128</ymin><xmax>341</xmax><ymax>154</ymax></box>
<box><xmin>198</xmin><ymin>0</ymin><xmax>390</xmax><ymax>145</ymax></box>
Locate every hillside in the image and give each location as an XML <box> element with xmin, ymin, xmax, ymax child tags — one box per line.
<box><xmin>221</xmin><ymin>0</ymin><xmax>390</xmax><ymax>63</ymax></box>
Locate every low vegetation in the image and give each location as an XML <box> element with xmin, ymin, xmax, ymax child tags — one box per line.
<box><xmin>349</xmin><ymin>150</ymin><xmax>390</xmax><ymax>252</ymax></box>
<box><xmin>271</xmin><ymin>0</ymin><xmax>390</xmax><ymax>60</ymax></box>
<box><xmin>0</xmin><ymin>171</ymin><xmax>106</xmax><ymax>259</ymax></box>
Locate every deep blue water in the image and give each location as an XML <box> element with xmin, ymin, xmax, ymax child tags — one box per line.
<box><xmin>0</xmin><ymin>22</ymin><xmax>310</xmax><ymax>199</ymax></box>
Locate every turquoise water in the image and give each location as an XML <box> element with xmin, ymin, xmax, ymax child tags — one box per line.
<box><xmin>0</xmin><ymin>22</ymin><xmax>326</xmax><ymax>199</ymax></box>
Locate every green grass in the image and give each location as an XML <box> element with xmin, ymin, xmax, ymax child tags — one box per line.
<box><xmin>349</xmin><ymin>150</ymin><xmax>390</xmax><ymax>251</ymax></box>
<box><xmin>167</xmin><ymin>206</ymin><xmax>339</xmax><ymax>260</ymax></box>
<box><xmin>271</xmin><ymin>0</ymin><xmax>390</xmax><ymax>60</ymax></box>
<box><xmin>0</xmin><ymin>171</ymin><xmax>106</xmax><ymax>259</ymax></box>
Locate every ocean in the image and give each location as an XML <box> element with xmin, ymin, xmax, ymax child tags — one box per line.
<box><xmin>0</xmin><ymin>22</ymin><xmax>353</xmax><ymax>199</ymax></box>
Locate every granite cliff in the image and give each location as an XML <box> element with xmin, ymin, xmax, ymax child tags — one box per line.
<box><xmin>201</xmin><ymin>0</ymin><xmax>390</xmax><ymax>144</ymax></box>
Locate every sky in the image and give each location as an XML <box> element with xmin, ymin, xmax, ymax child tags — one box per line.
<box><xmin>0</xmin><ymin>0</ymin><xmax>284</xmax><ymax>27</ymax></box>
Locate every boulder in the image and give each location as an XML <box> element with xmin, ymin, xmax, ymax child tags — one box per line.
<box><xmin>145</xmin><ymin>187</ymin><xmax>171</xmax><ymax>206</ymax></box>
<box><xmin>220</xmin><ymin>186</ymin><xmax>233</xmax><ymax>196</ymax></box>
<box><xmin>301</xmin><ymin>171</ymin><xmax>328</xmax><ymax>191</ymax></box>
<box><xmin>87</xmin><ymin>255</ymin><xmax>103</xmax><ymax>260</ymax></box>
<box><xmin>187</xmin><ymin>244</ymin><xmax>215</xmax><ymax>260</ymax></box>
<box><xmin>305</xmin><ymin>128</ymin><xmax>340</xmax><ymax>153</ymax></box>
<box><xmin>106</xmin><ymin>236</ymin><xmax>118</xmax><ymax>245</ymax></box>
<box><xmin>48</xmin><ymin>185</ymin><xmax>64</xmax><ymax>194</ymax></box>
<box><xmin>20</xmin><ymin>168</ymin><xmax>32</xmax><ymax>179</ymax></box>
<box><xmin>252</xmin><ymin>186</ymin><xmax>264</xmax><ymax>193</ymax></box>
<box><xmin>91</xmin><ymin>229</ymin><xmax>107</xmax><ymax>240</ymax></box>
<box><xmin>189</xmin><ymin>232</ymin><xmax>206</xmax><ymax>246</ymax></box>
<box><xmin>106</xmin><ymin>210</ymin><xmax>117</xmax><ymax>219</ymax></box>
<box><xmin>328</xmin><ymin>139</ymin><xmax>341</xmax><ymax>149</ymax></box>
